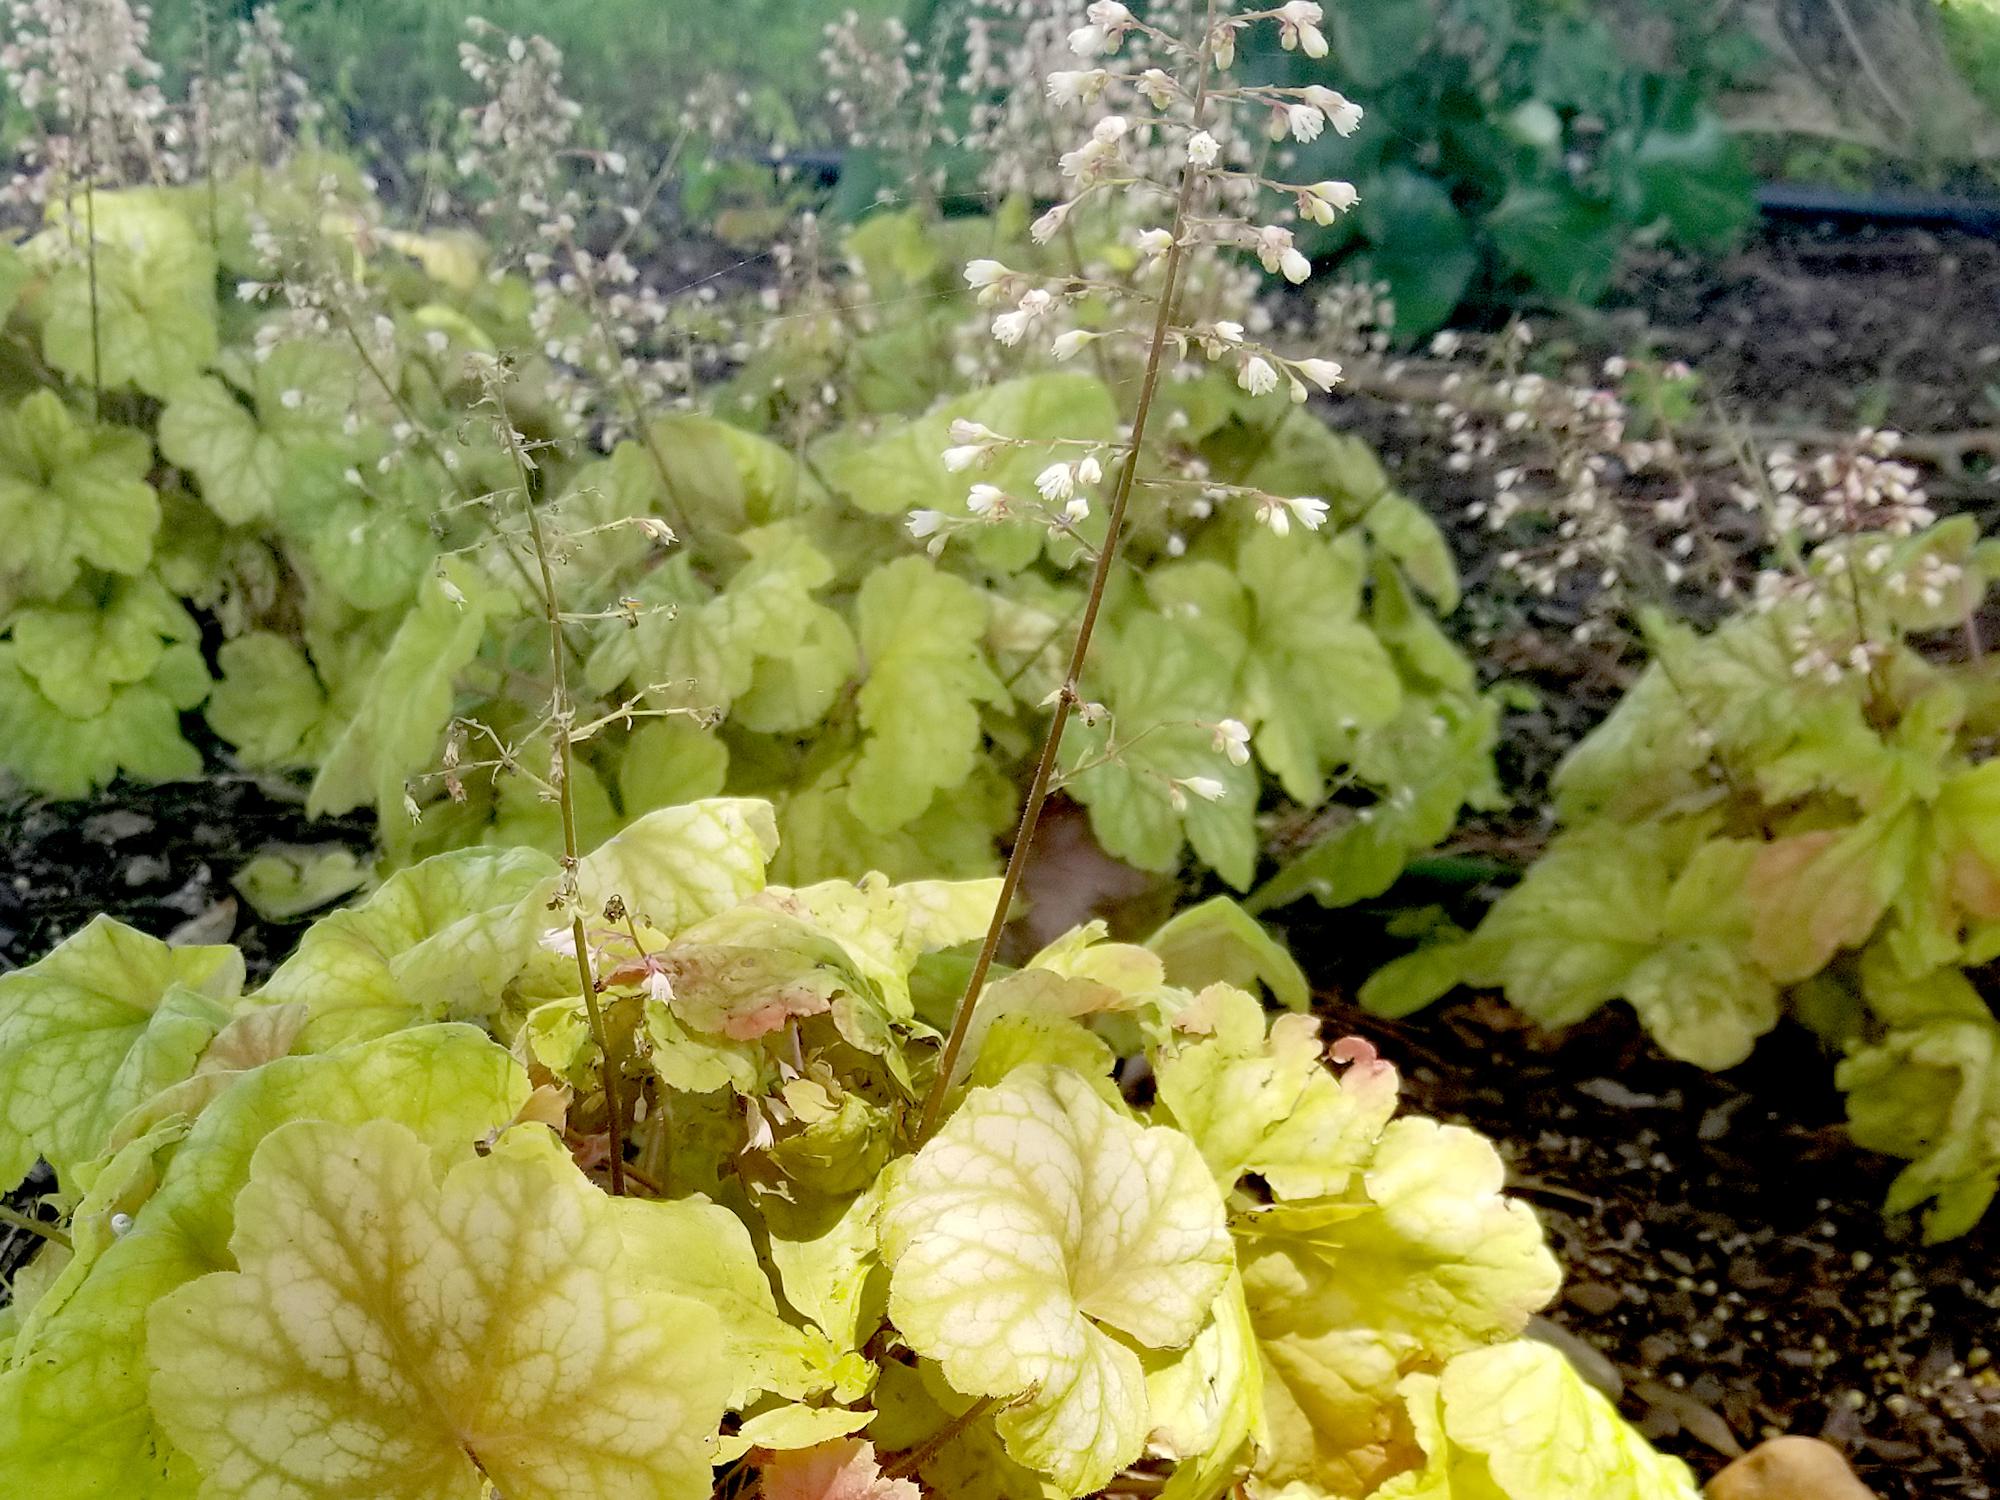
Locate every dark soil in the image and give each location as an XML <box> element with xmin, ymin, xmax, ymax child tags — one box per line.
<box><xmin>0</xmin><ymin>778</ymin><xmax>373</xmax><ymax>980</ymax></box>
<box><xmin>1612</xmin><ymin>223</ymin><xmax>2000</xmax><ymax>444</ymax></box>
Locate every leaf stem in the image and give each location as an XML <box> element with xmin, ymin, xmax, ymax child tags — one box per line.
<box><xmin>882</xmin><ymin>1395</ymin><xmax>999</xmax><ymax>1480</ymax></box>
<box><xmin>915</xmin><ymin>0</ymin><xmax>1224</xmax><ymax>1144</ymax></box>
<box><xmin>0</xmin><ymin>1203</ymin><xmax>70</xmax><ymax>1250</ymax></box>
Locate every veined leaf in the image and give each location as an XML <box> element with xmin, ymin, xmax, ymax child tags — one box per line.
<box><xmin>572</xmin><ymin>798</ymin><xmax>780</xmax><ymax>934</ymax></box>
<box><xmin>0</xmin><ymin>639</ymin><xmax>207</xmax><ymax>798</ymax></box>
<box><xmin>1241</xmin><ymin>1117</ymin><xmax>1560</xmax><ymax>1496</ymax></box>
<box><xmin>33</xmin><ymin>191</ymin><xmax>218</xmax><ymax>398</ymax></box>
<box><xmin>255</xmin><ymin>846</ymin><xmax>558</xmax><ymax>1046</ymax></box>
<box><xmin>1155</xmin><ymin>985</ymin><xmax>1397</xmax><ymax>1199</ymax></box>
<box><xmin>1069</xmin><ymin>617</ymin><xmax>1259</xmax><ymax>889</ymax></box>
<box><xmin>881</xmin><ymin>1065</ymin><xmax>1232</xmax><ymax>1495</ymax></box>
<box><xmin>148</xmin><ymin>1121</ymin><xmax>730</xmax><ymax>1500</ymax></box>
<box><xmin>848</xmin><ymin>556</ymin><xmax>1008</xmax><ymax>832</ymax></box>
<box><xmin>159</xmin><ymin>341</ymin><xmax>360</xmax><ymax>525</ymax></box>
<box><xmin>1377</xmin><ymin>1341</ymin><xmax>1700</xmax><ymax>1499</ymax></box>
<box><xmin>0</xmin><ymin>1025</ymin><xmax>527</xmax><ymax>1497</ymax></box>
<box><xmin>205</xmin><ymin>632</ymin><xmax>331</xmax><ymax>767</ymax></box>
<box><xmin>308</xmin><ymin>565</ymin><xmax>512</xmax><ymax>828</ymax></box>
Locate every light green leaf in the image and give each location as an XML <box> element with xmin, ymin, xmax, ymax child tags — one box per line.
<box><xmin>824</xmin><ymin>374</ymin><xmax>1117</xmax><ymax>572</ymax></box>
<box><xmin>1069</xmin><ymin>618</ymin><xmax>1259</xmax><ymax>888</ymax></box>
<box><xmin>34</xmin><ymin>191</ymin><xmax>218</xmax><ymax>398</ymax></box>
<box><xmin>1840</xmin><ymin>1016</ymin><xmax>2000</xmax><ymax>1242</ymax></box>
<box><xmin>618</xmin><ymin>717</ymin><xmax>730</xmax><ymax>815</ymax></box>
<box><xmin>255</xmin><ymin>846</ymin><xmax>558</xmax><ymax>1046</ymax></box>
<box><xmin>1552</xmin><ymin>614</ymin><xmax>1795</xmax><ymax>824</ymax></box>
<box><xmin>1362</xmin><ymin>492</ymin><xmax>1459</xmax><ymax>610</ymax></box>
<box><xmin>762</xmin><ymin>1182</ymin><xmax>890</xmax><ymax>1357</ymax></box>
<box><xmin>0</xmin><ymin>390</ymin><xmax>158</xmax><ymax>599</ymax></box>
<box><xmin>1470</xmin><ymin>824</ymin><xmax>1690</xmax><ymax>1029</ymax></box>
<box><xmin>723</xmin><ymin>1413</ymin><xmax>872</xmax><ymax>1468</ymax></box>
<box><xmin>1146</xmin><ymin>1272</ymin><xmax>1264</xmax><ymax>1500</ymax></box>
<box><xmin>1416</xmin><ymin>1340</ymin><xmax>1701</xmax><ymax>1498</ymax></box>
<box><xmin>205</xmin><ymin>633</ymin><xmax>331</xmax><ymax>768</ymax></box>
<box><xmin>643</xmin><ymin>412</ymin><xmax>814</xmax><ymax>529</ymax></box>
<box><xmin>614</xmin><ymin>1189</ymin><xmax>857</xmax><ymax>1408</ymax></box>
<box><xmin>881</xmin><ymin>1065</ymin><xmax>1232</xmax><ymax>1495</ymax></box>
<box><xmin>1155</xmin><ymin>988</ymin><xmax>1398</xmax><ymax>1200</ymax></box>
<box><xmin>1235</xmin><ymin>528</ymin><xmax>1404</xmax><ymax>803</ymax></box>
<box><xmin>1253</xmin><ymin>695</ymin><xmax>1501</xmax><ymax>913</ymax></box>
<box><xmin>772</xmin><ymin>765</ymin><xmax>1013</xmax><ymax>886</ymax></box>
<box><xmin>149</xmin><ymin>1121</ymin><xmax>730</xmax><ymax>1500</ymax></box>
<box><xmin>100</xmin><ymin>1003</ymin><xmax>312</xmax><ymax>1155</ymax></box>
<box><xmin>0</xmin><ymin>917</ymin><xmax>241</xmax><ymax>1193</ymax></box>
<box><xmin>1148</xmin><ymin>898</ymin><xmax>1309</xmax><ymax>1012</ymax></box>
<box><xmin>1242</xmin><ymin>1118</ymin><xmax>1560</xmax><ymax>1497</ymax></box>
<box><xmin>158</xmin><ymin>341</ymin><xmax>359</xmax><ymax>525</ymax></box>
<box><xmin>573</xmin><ymin>798</ymin><xmax>780</xmax><ymax>933</ymax></box>
<box><xmin>1358</xmin><ymin>939</ymin><xmax>1476</xmax><ymax>1021</ymax></box>
<box><xmin>308</xmin><ymin>565</ymin><xmax>511</xmax><ymax>824</ymax></box>
<box><xmin>849</xmin><ymin>556</ymin><xmax>1008</xmax><ymax>832</ymax></box>
<box><xmin>230</xmin><ymin>846</ymin><xmax>372</xmax><ymax>923</ymax></box>
<box><xmin>9</xmin><ymin>576</ymin><xmax>196</xmax><ymax>718</ymax></box>
<box><xmin>1623</xmin><ymin>940</ymin><xmax>1777</xmax><ymax>1072</ymax></box>
<box><xmin>0</xmin><ymin>641</ymin><xmax>204</xmax><ymax>798</ymax></box>
<box><xmin>586</xmin><ymin>524</ymin><xmax>842</xmax><ymax>721</ymax></box>
<box><xmin>0</xmin><ymin>1025</ymin><xmax>527</xmax><ymax>1498</ymax></box>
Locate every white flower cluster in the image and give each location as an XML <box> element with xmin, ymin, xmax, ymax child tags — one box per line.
<box><xmin>0</xmin><ymin>0</ymin><xmax>182</xmax><ymax>207</ymax></box>
<box><xmin>189</xmin><ymin>9</ymin><xmax>323</xmax><ymax>182</ymax></box>
<box><xmin>1360</xmin><ymin>316</ymin><xmax>1961</xmax><ymax>668</ymax></box>
<box><xmin>455</xmin><ymin>21</ymin><xmax>696</xmax><ymax>445</ymax></box>
<box><xmin>1754</xmin><ymin>431</ymin><xmax>1935</xmax><ymax>543</ymax></box>
<box><xmin>822</xmin><ymin>8</ymin><xmax>951</xmax><ymax>191</ymax></box>
<box><xmin>927</xmin><ymin>2</ymin><xmax>1361</xmax><ymax>558</ymax></box>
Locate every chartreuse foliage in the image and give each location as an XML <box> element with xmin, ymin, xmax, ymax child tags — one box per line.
<box><xmin>1364</xmin><ymin>519</ymin><xmax>2000</xmax><ymax>1239</ymax></box>
<box><xmin>0</xmin><ymin>162</ymin><xmax>1491</xmax><ymax>914</ymax></box>
<box><xmin>0</xmin><ymin>802</ymin><xmax>1695</xmax><ymax>1498</ymax></box>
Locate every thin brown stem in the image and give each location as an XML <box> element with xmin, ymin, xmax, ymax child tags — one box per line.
<box><xmin>498</xmin><ymin>401</ymin><xmax>627</xmax><ymax>1197</ymax></box>
<box><xmin>915</xmin><ymin>0</ymin><xmax>1224</xmax><ymax>1144</ymax></box>
<box><xmin>82</xmin><ymin>92</ymin><xmax>103</xmax><ymax>419</ymax></box>
<box><xmin>881</xmin><ymin>1396</ymin><xmax>999</xmax><ymax>1480</ymax></box>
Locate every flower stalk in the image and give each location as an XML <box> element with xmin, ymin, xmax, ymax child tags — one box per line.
<box><xmin>917</xmin><ymin>0</ymin><xmax>1228</xmax><ymax>1143</ymax></box>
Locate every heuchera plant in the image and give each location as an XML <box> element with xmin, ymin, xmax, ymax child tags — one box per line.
<box><xmin>0</xmin><ymin>801</ymin><xmax>1700</xmax><ymax>1499</ymax></box>
<box><xmin>1</xmin><ymin>3</ymin><xmax>1700</xmax><ymax>1496</ymax></box>
<box><xmin>0</xmin><ymin>1</ymin><xmax>1494</xmax><ymax>918</ymax></box>
<box><xmin>1360</xmin><ymin>402</ymin><xmax>2000</xmax><ymax>1238</ymax></box>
